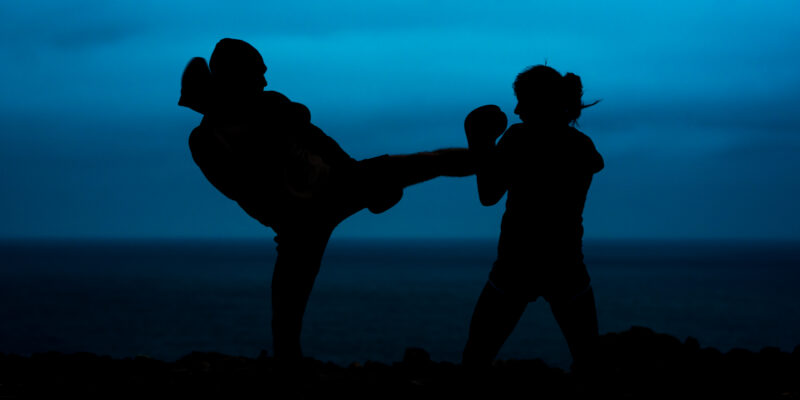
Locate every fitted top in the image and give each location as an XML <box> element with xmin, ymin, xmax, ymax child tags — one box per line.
<box><xmin>494</xmin><ymin>123</ymin><xmax>604</xmax><ymax>259</ymax></box>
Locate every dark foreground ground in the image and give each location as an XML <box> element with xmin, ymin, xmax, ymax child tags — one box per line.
<box><xmin>1</xmin><ymin>327</ymin><xmax>798</xmax><ymax>399</ymax></box>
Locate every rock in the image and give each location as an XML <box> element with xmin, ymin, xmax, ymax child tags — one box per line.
<box><xmin>0</xmin><ymin>327</ymin><xmax>797</xmax><ymax>399</ymax></box>
<box><xmin>401</xmin><ymin>348</ymin><xmax>431</xmax><ymax>367</ymax></box>
<box><xmin>684</xmin><ymin>336</ymin><xmax>700</xmax><ymax>352</ymax></box>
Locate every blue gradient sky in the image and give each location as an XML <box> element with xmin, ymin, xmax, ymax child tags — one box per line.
<box><xmin>1</xmin><ymin>1</ymin><xmax>798</xmax><ymax>240</ymax></box>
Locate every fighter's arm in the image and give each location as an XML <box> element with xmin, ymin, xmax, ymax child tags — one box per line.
<box><xmin>262</xmin><ymin>91</ymin><xmax>357</xmax><ymax>168</ymax></box>
<box><xmin>474</xmin><ymin>132</ymin><xmax>509</xmax><ymax>206</ymax></box>
<box><xmin>188</xmin><ymin>124</ymin><xmax>247</xmax><ymax>201</ymax></box>
<box><xmin>464</xmin><ymin>105</ymin><xmax>509</xmax><ymax>206</ymax></box>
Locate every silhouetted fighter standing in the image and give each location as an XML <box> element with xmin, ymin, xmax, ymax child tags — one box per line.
<box><xmin>462</xmin><ymin>65</ymin><xmax>603</xmax><ymax>371</ymax></box>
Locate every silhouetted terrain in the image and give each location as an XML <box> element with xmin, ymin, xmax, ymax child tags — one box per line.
<box><xmin>1</xmin><ymin>327</ymin><xmax>797</xmax><ymax>399</ymax></box>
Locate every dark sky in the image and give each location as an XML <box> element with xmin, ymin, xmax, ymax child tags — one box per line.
<box><xmin>1</xmin><ymin>1</ymin><xmax>798</xmax><ymax>240</ymax></box>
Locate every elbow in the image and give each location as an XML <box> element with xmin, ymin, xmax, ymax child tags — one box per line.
<box><xmin>478</xmin><ymin>192</ymin><xmax>502</xmax><ymax>207</ymax></box>
<box><xmin>477</xmin><ymin>177</ymin><xmax>504</xmax><ymax>206</ymax></box>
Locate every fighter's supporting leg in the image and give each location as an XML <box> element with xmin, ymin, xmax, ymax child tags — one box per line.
<box><xmin>270</xmin><ymin>224</ymin><xmax>334</xmax><ymax>360</ymax></box>
<box><xmin>462</xmin><ymin>281</ymin><xmax>528</xmax><ymax>367</ymax></box>
<box><xmin>549</xmin><ymin>285</ymin><xmax>599</xmax><ymax>370</ymax></box>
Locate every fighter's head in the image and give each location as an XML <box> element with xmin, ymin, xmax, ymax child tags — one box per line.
<box><xmin>513</xmin><ymin>65</ymin><xmax>597</xmax><ymax>126</ymax></box>
<box><xmin>209</xmin><ymin>38</ymin><xmax>267</xmax><ymax>97</ymax></box>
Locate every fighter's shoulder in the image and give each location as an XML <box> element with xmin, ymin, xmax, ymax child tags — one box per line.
<box><xmin>568</xmin><ymin>127</ymin><xmax>604</xmax><ymax>170</ymax></box>
<box><xmin>505</xmin><ymin>123</ymin><xmax>527</xmax><ymax>135</ymax></box>
<box><xmin>261</xmin><ymin>90</ymin><xmax>291</xmax><ymax>104</ymax></box>
<box><xmin>188</xmin><ymin>118</ymin><xmax>232</xmax><ymax>149</ymax></box>
<box><xmin>188</xmin><ymin>121</ymin><xmax>209</xmax><ymax>146</ymax></box>
<box><xmin>188</xmin><ymin>123</ymin><xmax>219</xmax><ymax>159</ymax></box>
<box><xmin>569</xmin><ymin>127</ymin><xmax>599</xmax><ymax>149</ymax></box>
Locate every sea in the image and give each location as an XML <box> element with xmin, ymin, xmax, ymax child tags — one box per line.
<box><xmin>1</xmin><ymin>239</ymin><xmax>798</xmax><ymax>369</ymax></box>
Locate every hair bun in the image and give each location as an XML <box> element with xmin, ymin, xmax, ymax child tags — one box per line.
<box><xmin>561</xmin><ymin>73</ymin><xmax>583</xmax><ymax>122</ymax></box>
<box><xmin>562</xmin><ymin>73</ymin><xmax>583</xmax><ymax>100</ymax></box>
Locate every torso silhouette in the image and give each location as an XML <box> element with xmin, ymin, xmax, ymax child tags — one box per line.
<box><xmin>188</xmin><ymin>90</ymin><xmax>356</xmax><ymax>228</ymax></box>
<box><xmin>492</xmin><ymin>122</ymin><xmax>604</xmax><ymax>294</ymax></box>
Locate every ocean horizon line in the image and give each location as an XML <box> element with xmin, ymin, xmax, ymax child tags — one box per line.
<box><xmin>1</xmin><ymin>236</ymin><xmax>799</xmax><ymax>247</ymax></box>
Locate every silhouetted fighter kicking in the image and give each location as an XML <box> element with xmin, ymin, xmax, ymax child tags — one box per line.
<box><xmin>462</xmin><ymin>65</ymin><xmax>603</xmax><ymax>371</ymax></box>
<box><xmin>179</xmin><ymin>38</ymin><xmax>473</xmax><ymax>361</ymax></box>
